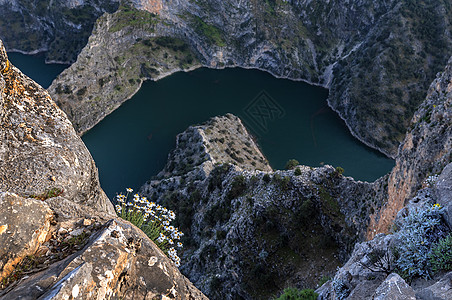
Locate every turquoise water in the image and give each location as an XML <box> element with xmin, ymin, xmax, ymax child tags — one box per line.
<box><xmin>8</xmin><ymin>53</ymin><xmax>395</xmax><ymax>200</ymax></box>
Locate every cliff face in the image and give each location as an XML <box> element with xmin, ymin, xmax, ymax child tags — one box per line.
<box><xmin>0</xmin><ymin>40</ymin><xmax>206</xmax><ymax>299</ymax></box>
<box><xmin>316</xmin><ymin>161</ymin><xmax>452</xmax><ymax>299</ymax></box>
<box><xmin>0</xmin><ymin>0</ymin><xmax>119</xmax><ymax>63</ymax></box>
<box><xmin>0</xmin><ymin>40</ymin><xmax>113</xmax><ymax>214</ymax></box>
<box><xmin>368</xmin><ymin>56</ymin><xmax>452</xmax><ymax>239</ymax></box>
<box><xmin>139</xmin><ymin>114</ymin><xmax>385</xmax><ymax>299</ymax></box>
<box><xmin>48</xmin><ymin>0</ymin><xmax>452</xmax><ymax>158</ymax></box>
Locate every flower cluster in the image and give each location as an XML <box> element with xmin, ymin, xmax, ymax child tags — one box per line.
<box><xmin>424</xmin><ymin>174</ymin><xmax>439</xmax><ymax>187</ymax></box>
<box><xmin>114</xmin><ymin>188</ymin><xmax>183</xmax><ymax>267</ymax></box>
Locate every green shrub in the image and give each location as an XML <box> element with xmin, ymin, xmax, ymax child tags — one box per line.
<box><xmin>294</xmin><ymin>167</ymin><xmax>302</xmax><ymax>176</ymax></box>
<box><xmin>263</xmin><ymin>173</ymin><xmax>271</xmax><ymax>183</ymax></box>
<box><xmin>276</xmin><ymin>288</ymin><xmax>318</xmax><ymax>300</ymax></box>
<box><xmin>429</xmin><ymin>233</ymin><xmax>452</xmax><ymax>273</ymax></box>
<box><xmin>29</xmin><ymin>187</ymin><xmax>63</xmax><ymax>200</ymax></box>
<box><xmin>227</xmin><ymin>175</ymin><xmax>247</xmax><ymax>200</ymax></box>
<box><xmin>285</xmin><ymin>159</ymin><xmax>299</xmax><ymax>170</ymax></box>
<box><xmin>192</xmin><ymin>15</ymin><xmax>225</xmax><ymax>46</ymax></box>
<box><xmin>115</xmin><ymin>189</ymin><xmax>183</xmax><ymax>267</ymax></box>
<box><xmin>273</xmin><ymin>174</ymin><xmax>291</xmax><ymax>191</ymax></box>
<box><xmin>335</xmin><ymin>167</ymin><xmax>344</xmax><ymax>176</ymax></box>
<box><xmin>208</xmin><ymin>164</ymin><xmax>230</xmax><ymax>191</ymax></box>
<box><xmin>318</xmin><ymin>276</ymin><xmax>331</xmax><ymax>287</ymax></box>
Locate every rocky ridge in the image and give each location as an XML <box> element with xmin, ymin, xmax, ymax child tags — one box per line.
<box><xmin>48</xmin><ymin>0</ymin><xmax>452</xmax><ymax>158</ymax></box>
<box><xmin>0</xmin><ymin>40</ymin><xmax>206</xmax><ymax>299</ymax></box>
<box><xmin>138</xmin><ymin>114</ymin><xmax>386</xmax><ymax>299</ymax></box>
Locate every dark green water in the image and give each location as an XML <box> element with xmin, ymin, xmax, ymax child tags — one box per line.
<box><xmin>8</xmin><ymin>53</ymin><xmax>394</xmax><ymax>200</ymax></box>
<box><xmin>8</xmin><ymin>52</ymin><xmax>68</xmax><ymax>89</ymax></box>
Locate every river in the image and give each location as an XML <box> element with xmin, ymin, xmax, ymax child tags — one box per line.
<box><xmin>8</xmin><ymin>53</ymin><xmax>394</xmax><ymax>199</ymax></box>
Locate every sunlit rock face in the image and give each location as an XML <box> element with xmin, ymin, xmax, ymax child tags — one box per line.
<box><xmin>130</xmin><ymin>0</ymin><xmax>163</xmax><ymax>14</ymax></box>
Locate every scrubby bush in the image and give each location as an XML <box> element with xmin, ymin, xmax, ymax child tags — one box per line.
<box><xmin>276</xmin><ymin>287</ymin><xmax>318</xmax><ymax>300</ymax></box>
<box><xmin>227</xmin><ymin>175</ymin><xmax>247</xmax><ymax>200</ymax></box>
<box><xmin>429</xmin><ymin>233</ymin><xmax>452</xmax><ymax>273</ymax></box>
<box><xmin>115</xmin><ymin>189</ymin><xmax>183</xmax><ymax>267</ymax></box>
<box><xmin>335</xmin><ymin>167</ymin><xmax>344</xmax><ymax>176</ymax></box>
<box><xmin>294</xmin><ymin>167</ymin><xmax>302</xmax><ymax>176</ymax></box>
<box><xmin>285</xmin><ymin>159</ymin><xmax>299</xmax><ymax>170</ymax></box>
<box><xmin>208</xmin><ymin>164</ymin><xmax>231</xmax><ymax>191</ymax></box>
<box><xmin>359</xmin><ymin>245</ymin><xmax>394</xmax><ymax>275</ymax></box>
<box><xmin>394</xmin><ymin>203</ymin><xmax>449</xmax><ymax>281</ymax></box>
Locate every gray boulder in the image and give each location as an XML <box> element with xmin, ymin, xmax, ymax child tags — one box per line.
<box><xmin>0</xmin><ymin>39</ymin><xmax>114</xmax><ymax>215</ymax></box>
<box><xmin>373</xmin><ymin>273</ymin><xmax>416</xmax><ymax>300</ymax></box>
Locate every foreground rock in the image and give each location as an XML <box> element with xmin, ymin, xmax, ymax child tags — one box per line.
<box><xmin>0</xmin><ymin>193</ymin><xmax>54</xmax><ymax>282</ymax></box>
<box><xmin>139</xmin><ymin>113</ymin><xmax>384</xmax><ymax>299</ymax></box>
<box><xmin>0</xmin><ymin>39</ymin><xmax>207</xmax><ymax>299</ymax></box>
<box><xmin>0</xmin><ymin>40</ymin><xmax>114</xmax><ymax>215</ymax></box>
<box><xmin>1</xmin><ymin>203</ymin><xmax>207</xmax><ymax>300</ymax></box>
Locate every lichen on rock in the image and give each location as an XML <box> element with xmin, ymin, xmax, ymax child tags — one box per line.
<box><xmin>0</xmin><ymin>39</ymin><xmax>114</xmax><ymax>215</ymax></box>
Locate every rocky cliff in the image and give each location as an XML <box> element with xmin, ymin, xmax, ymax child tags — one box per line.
<box><xmin>47</xmin><ymin>0</ymin><xmax>452</xmax><ymax>158</ymax></box>
<box><xmin>0</xmin><ymin>0</ymin><xmax>119</xmax><ymax>63</ymax></box>
<box><xmin>0</xmin><ymin>40</ymin><xmax>207</xmax><ymax>299</ymax></box>
<box><xmin>138</xmin><ymin>113</ymin><xmax>386</xmax><ymax>299</ymax></box>
<box><xmin>314</xmin><ymin>54</ymin><xmax>452</xmax><ymax>300</ymax></box>
<box><xmin>368</xmin><ymin>56</ymin><xmax>452</xmax><ymax>239</ymax></box>
<box><xmin>316</xmin><ymin>161</ymin><xmax>452</xmax><ymax>300</ymax></box>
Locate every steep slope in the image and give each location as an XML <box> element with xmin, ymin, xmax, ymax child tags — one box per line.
<box><xmin>139</xmin><ymin>114</ymin><xmax>386</xmax><ymax>299</ymax></box>
<box><xmin>0</xmin><ymin>39</ymin><xmax>113</xmax><ymax>214</ymax></box>
<box><xmin>0</xmin><ymin>0</ymin><xmax>119</xmax><ymax>63</ymax></box>
<box><xmin>368</xmin><ymin>56</ymin><xmax>452</xmax><ymax>238</ymax></box>
<box><xmin>0</xmin><ymin>39</ymin><xmax>207</xmax><ymax>299</ymax></box>
<box><xmin>48</xmin><ymin>0</ymin><xmax>452</xmax><ymax>158</ymax></box>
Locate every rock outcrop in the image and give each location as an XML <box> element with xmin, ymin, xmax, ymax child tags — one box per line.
<box><xmin>368</xmin><ymin>56</ymin><xmax>452</xmax><ymax>238</ymax></box>
<box><xmin>0</xmin><ymin>193</ymin><xmax>55</xmax><ymax>282</ymax></box>
<box><xmin>0</xmin><ymin>40</ymin><xmax>207</xmax><ymax>299</ymax></box>
<box><xmin>139</xmin><ymin>113</ymin><xmax>384</xmax><ymax>299</ymax></box>
<box><xmin>0</xmin><ymin>39</ymin><xmax>114</xmax><ymax>215</ymax></box>
<box><xmin>48</xmin><ymin>0</ymin><xmax>452</xmax><ymax>158</ymax></box>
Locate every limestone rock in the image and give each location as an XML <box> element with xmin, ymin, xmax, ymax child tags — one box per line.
<box><xmin>158</xmin><ymin>113</ymin><xmax>272</xmax><ymax>178</ymax></box>
<box><xmin>0</xmin><ymin>192</ymin><xmax>55</xmax><ymax>282</ymax></box>
<box><xmin>368</xmin><ymin>56</ymin><xmax>452</xmax><ymax>238</ymax></box>
<box><xmin>140</xmin><ymin>114</ymin><xmax>382</xmax><ymax>299</ymax></box>
<box><xmin>0</xmin><ymin>0</ymin><xmax>119</xmax><ymax>63</ymax></box>
<box><xmin>0</xmin><ymin>39</ymin><xmax>114</xmax><ymax>215</ymax></box>
<box><xmin>1</xmin><ymin>217</ymin><xmax>207</xmax><ymax>300</ymax></box>
<box><xmin>416</xmin><ymin>271</ymin><xmax>452</xmax><ymax>300</ymax></box>
<box><xmin>434</xmin><ymin>163</ymin><xmax>452</xmax><ymax>226</ymax></box>
<box><xmin>373</xmin><ymin>273</ymin><xmax>416</xmax><ymax>300</ymax></box>
<box><xmin>316</xmin><ymin>234</ymin><xmax>392</xmax><ymax>300</ymax></box>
